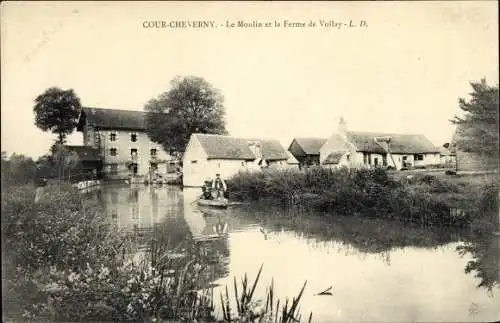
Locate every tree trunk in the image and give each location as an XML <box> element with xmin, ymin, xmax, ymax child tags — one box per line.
<box><xmin>57</xmin><ymin>132</ymin><xmax>65</xmax><ymax>144</ymax></box>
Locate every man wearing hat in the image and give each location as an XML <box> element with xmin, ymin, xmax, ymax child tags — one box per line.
<box><xmin>211</xmin><ymin>173</ymin><xmax>227</xmax><ymax>199</ymax></box>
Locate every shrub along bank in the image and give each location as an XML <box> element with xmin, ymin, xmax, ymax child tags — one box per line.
<box><xmin>226</xmin><ymin>167</ymin><xmax>499</xmax><ymax>228</ymax></box>
<box><xmin>2</xmin><ymin>184</ymin><xmax>309</xmax><ymax>322</ymax></box>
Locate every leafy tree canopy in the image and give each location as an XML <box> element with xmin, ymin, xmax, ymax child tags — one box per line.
<box><xmin>1</xmin><ymin>152</ymin><xmax>37</xmax><ymax>186</ymax></box>
<box><xmin>33</xmin><ymin>87</ymin><xmax>82</xmax><ymax>143</ymax></box>
<box><xmin>452</xmin><ymin>78</ymin><xmax>499</xmax><ymax>157</ymax></box>
<box><xmin>144</xmin><ymin>76</ymin><xmax>228</xmax><ymax>154</ymax></box>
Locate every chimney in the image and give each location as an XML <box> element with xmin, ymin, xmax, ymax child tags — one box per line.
<box><xmin>338</xmin><ymin>117</ymin><xmax>347</xmax><ymax>137</ymax></box>
<box><xmin>248</xmin><ymin>141</ymin><xmax>262</xmax><ymax>158</ymax></box>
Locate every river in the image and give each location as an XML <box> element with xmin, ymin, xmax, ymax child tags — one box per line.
<box><xmin>94</xmin><ymin>183</ymin><xmax>499</xmax><ymax>322</ymax></box>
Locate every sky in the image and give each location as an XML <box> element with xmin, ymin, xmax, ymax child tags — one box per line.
<box><xmin>1</xmin><ymin>1</ymin><xmax>498</xmax><ymax>159</ymax></box>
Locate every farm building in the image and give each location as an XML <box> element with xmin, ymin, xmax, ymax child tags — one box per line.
<box><xmin>439</xmin><ymin>146</ymin><xmax>456</xmax><ymax>167</ymax></box>
<box><xmin>288</xmin><ymin>137</ymin><xmax>327</xmax><ymax>168</ymax></box>
<box><xmin>182</xmin><ymin>133</ymin><xmax>291</xmax><ymax>187</ymax></box>
<box><xmin>320</xmin><ymin>118</ymin><xmax>441</xmax><ymax>170</ymax></box>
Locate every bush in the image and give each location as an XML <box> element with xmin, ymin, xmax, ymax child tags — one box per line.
<box><xmin>2</xmin><ymin>184</ymin><xmax>124</xmax><ymax>273</ymax></box>
<box><xmin>227</xmin><ymin>168</ymin><xmax>498</xmax><ymax>228</ymax></box>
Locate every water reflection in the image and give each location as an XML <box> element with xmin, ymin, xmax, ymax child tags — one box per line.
<box><xmin>97</xmin><ymin>184</ymin><xmax>500</xmax><ymax>322</ymax></box>
<box><xmin>457</xmin><ymin>228</ymin><xmax>500</xmax><ymax>294</ymax></box>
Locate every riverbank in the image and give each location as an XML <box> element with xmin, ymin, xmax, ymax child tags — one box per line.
<box><xmin>226</xmin><ymin>167</ymin><xmax>499</xmax><ymax>230</ymax></box>
<box><xmin>1</xmin><ymin>183</ymin><xmax>309</xmax><ymax>322</ymax></box>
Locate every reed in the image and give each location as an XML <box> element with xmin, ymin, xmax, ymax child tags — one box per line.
<box><xmin>219</xmin><ymin>264</ymin><xmax>310</xmax><ymax>323</ymax></box>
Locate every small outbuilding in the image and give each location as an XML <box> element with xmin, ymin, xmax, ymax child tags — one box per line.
<box><xmin>182</xmin><ymin>133</ymin><xmax>290</xmax><ymax>187</ymax></box>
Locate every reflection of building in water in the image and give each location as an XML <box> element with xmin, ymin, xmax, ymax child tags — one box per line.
<box><xmin>101</xmin><ymin>185</ymin><xmax>183</xmax><ymax>237</ymax></box>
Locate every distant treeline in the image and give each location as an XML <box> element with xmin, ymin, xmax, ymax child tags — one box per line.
<box><xmin>1</xmin><ymin>149</ymin><xmax>96</xmax><ymax>187</ymax></box>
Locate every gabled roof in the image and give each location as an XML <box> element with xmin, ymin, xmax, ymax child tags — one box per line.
<box><xmin>66</xmin><ymin>145</ymin><xmax>101</xmax><ymax>162</ymax></box>
<box><xmin>286</xmin><ymin>151</ymin><xmax>299</xmax><ymax>164</ymax></box>
<box><xmin>193</xmin><ymin>134</ymin><xmax>288</xmax><ymax>161</ymax></box>
<box><xmin>346</xmin><ymin>132</ymin><xmax>440</xmax><ymax>154</ymax></box>
<box><xmin>77</xmin><ymin>107</ymin><xmax>146</xmax><ymax>131</ymax></box>
<box><xmin>290</xmin><ymin>138</ymin><xmax>327</xmax><ymax>155</ymax></box>
<box><xmin>249</xmin><ymin>139</ymin><xmax>289</xmax><ymax>161</ymax></box>
<box><xmin>192</xmin><ymin>134</ymin><xmax>255</xmax><ymax>160</ymax></box>
<box><xmin>323</xmin><ymin>151</ymin><xmax>347</xmax><ymax>165</ymax></box>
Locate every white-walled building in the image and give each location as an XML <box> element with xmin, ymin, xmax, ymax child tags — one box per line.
<box><xmin>319</xmin><ymin>118</ymin><xmax>441</xmax><ymax>170</ymax></box>
<box><xmin>183</xmin><ymin>133</ymin><xmax>290</xmax><ymax>187</ymax></box>
<box><xmin>76</xmin><ymin>107</ymin><xmax>174</xmax><ymax>180</ymax></box>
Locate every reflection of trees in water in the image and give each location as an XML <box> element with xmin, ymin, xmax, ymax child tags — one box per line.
<box><xmin>193</xmin><ymin>237</ymin><xmax>231</xmax><ymax>285</ymax></box>
<box><xmin>136</xmin><ymin>215</ymin><xmax>231</xmax><ymax>288</ymax></box>
<box><xmin>457</xmin><ymin>229</ymin><xmax>500</xmax><ymax>294</ymax></box>
<box><xmin>241</xmin><ymin>205</ymin><xmax>499</xmax><ymax>293</ymax></box>
<box><xmin>240</xmin><ymin>206</ymin><xmax>467</xmax><ymax>254</ymax></box>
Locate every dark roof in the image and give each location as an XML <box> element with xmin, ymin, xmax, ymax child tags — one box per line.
<box><xmin>346</xmin><ymin>132</ymin><xmax>440</xmax><ymax>154</ymax></box>
<box><xmin>290</xmin><ymin>138</ymin><xmax>327</xmax><ymax>155</ymax></box>
<box><xmin>66</xmin><ymin>145</ymin><xmax>101</xmax><ymax>162</ymax></box>
<box><xmin>77</xmin><ymin>107</ymin><xmax>146</xmax><ymax>131</ymax></box>
<box><xmin>193</xmin><ymin>134</ymin><xmax>288</xmax><ymax>161</ymax></box>
<box><xmin>194</xmin><ymin>134</ymin><xmax>256</xmax><ymax>160</ymax></box>
<box><xmin>323</xmin><ymin>151</ymin><xmax>347</xmax><ymax>165</ymax></box>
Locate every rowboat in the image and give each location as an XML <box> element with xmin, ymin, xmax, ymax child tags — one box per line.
<box><xmin>197</xmin><ymin>198</ymin><xmax>229</xmax><ymax>209</ymax></box>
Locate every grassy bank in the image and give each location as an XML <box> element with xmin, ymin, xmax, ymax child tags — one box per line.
<box><xmin>226</xmin><ymin>167</ymin><xmax>499</xmax><ymax>229</ymax></box>
<box><xmin>1</xmin><ymin>183</ymin><xmax>309</xmax><ymax>322</ymax></box>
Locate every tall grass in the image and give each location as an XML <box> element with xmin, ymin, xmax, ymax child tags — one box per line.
<box><xmin>219</xmin><ymin>265</ymin><xmax>310</xmax><ymax>323</ymax></box>
<box><xmin>226</xmin><ymin>167</ymin><xmax>499</xmax><ymax>229</ymax></box>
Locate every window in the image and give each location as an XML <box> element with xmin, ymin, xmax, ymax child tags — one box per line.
<box><xmin>110</xmin><ymin>148</ymin><xmax>117</xmax><ymax>156</ymax></box>
<box><xmin>241</xmin><ymin>161</ymin><xmax>245</xmax><ymax>166</ymax></box>
<box><xmin>110</xmin><ymin>132</ymin><xmax>117</xmax><ymax>141</ymax></box>
<box><xmin>110</xmin><ymin>164</ymin><xmax>118</xmax><ymax>175</ymax></box>
<box><xmin>374</xmin><ymin>157</ymin><xmax>379</xmax><ymax>166</ymax></box>
<box><xmin>131</xmin><ymin>148</ymin><xmax>137</xmax><ymax>156</ymax></box>
<box><xmin>150</xmin><ymin>148</ymin><xmax>157</xmax><ymax>157</ymax></box>
<box><xmin>414</xmin><ymin>154</ymin><xmax>424</xmax><ymax>161</ymax></box>
<box><xmin>346</xmin><ymin>154</ymin><xmax>350</xmax><ymax>161</ymax></box>
<box><xmin>131</xmin><ymin>133</ymin><xmax>137</xmax><ymax>142</ymax></box>
<box><xmin>191</xmin><ymin>160</ymin><xmax>198</xmax><ymax>164</ymax></box>
<box><xmin>382</xmin><ymin>155</ymin><xmax>387</xmax><ymax>166</ymax></box>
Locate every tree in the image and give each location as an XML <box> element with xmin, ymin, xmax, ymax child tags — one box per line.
<box><xmin>50</xmin><ymin>143</ymin><xmax>81</xmax><ymax>181</ymax></box>
<box><xmin>1</xmin><ymin>152</ymin><xmax>37</xmax><ymax>186</ymax></box>
<box><xmin>33</xmin><ymin>87</ymin><xmax>82</xmax><ymax>144</ymax></box>
<box><xmin>452</xmin><ymin>79</ymin><xmax>499</xmax><ymax>156</ymax></box>
<box><xmin>144</xmin><ymin>76</ymin><xmax>228</xmax><ymax>154</ymax></box>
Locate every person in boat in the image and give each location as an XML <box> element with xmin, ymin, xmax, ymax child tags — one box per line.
<box><xmin>211</xmin><ymin>173</ymin><xmax>227</xmax><ymax>199</ymax></box>
<box><xmin>201</xmin><ymin>180</ymin><xmax>213</xmax><ymax>200</ymax></box>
